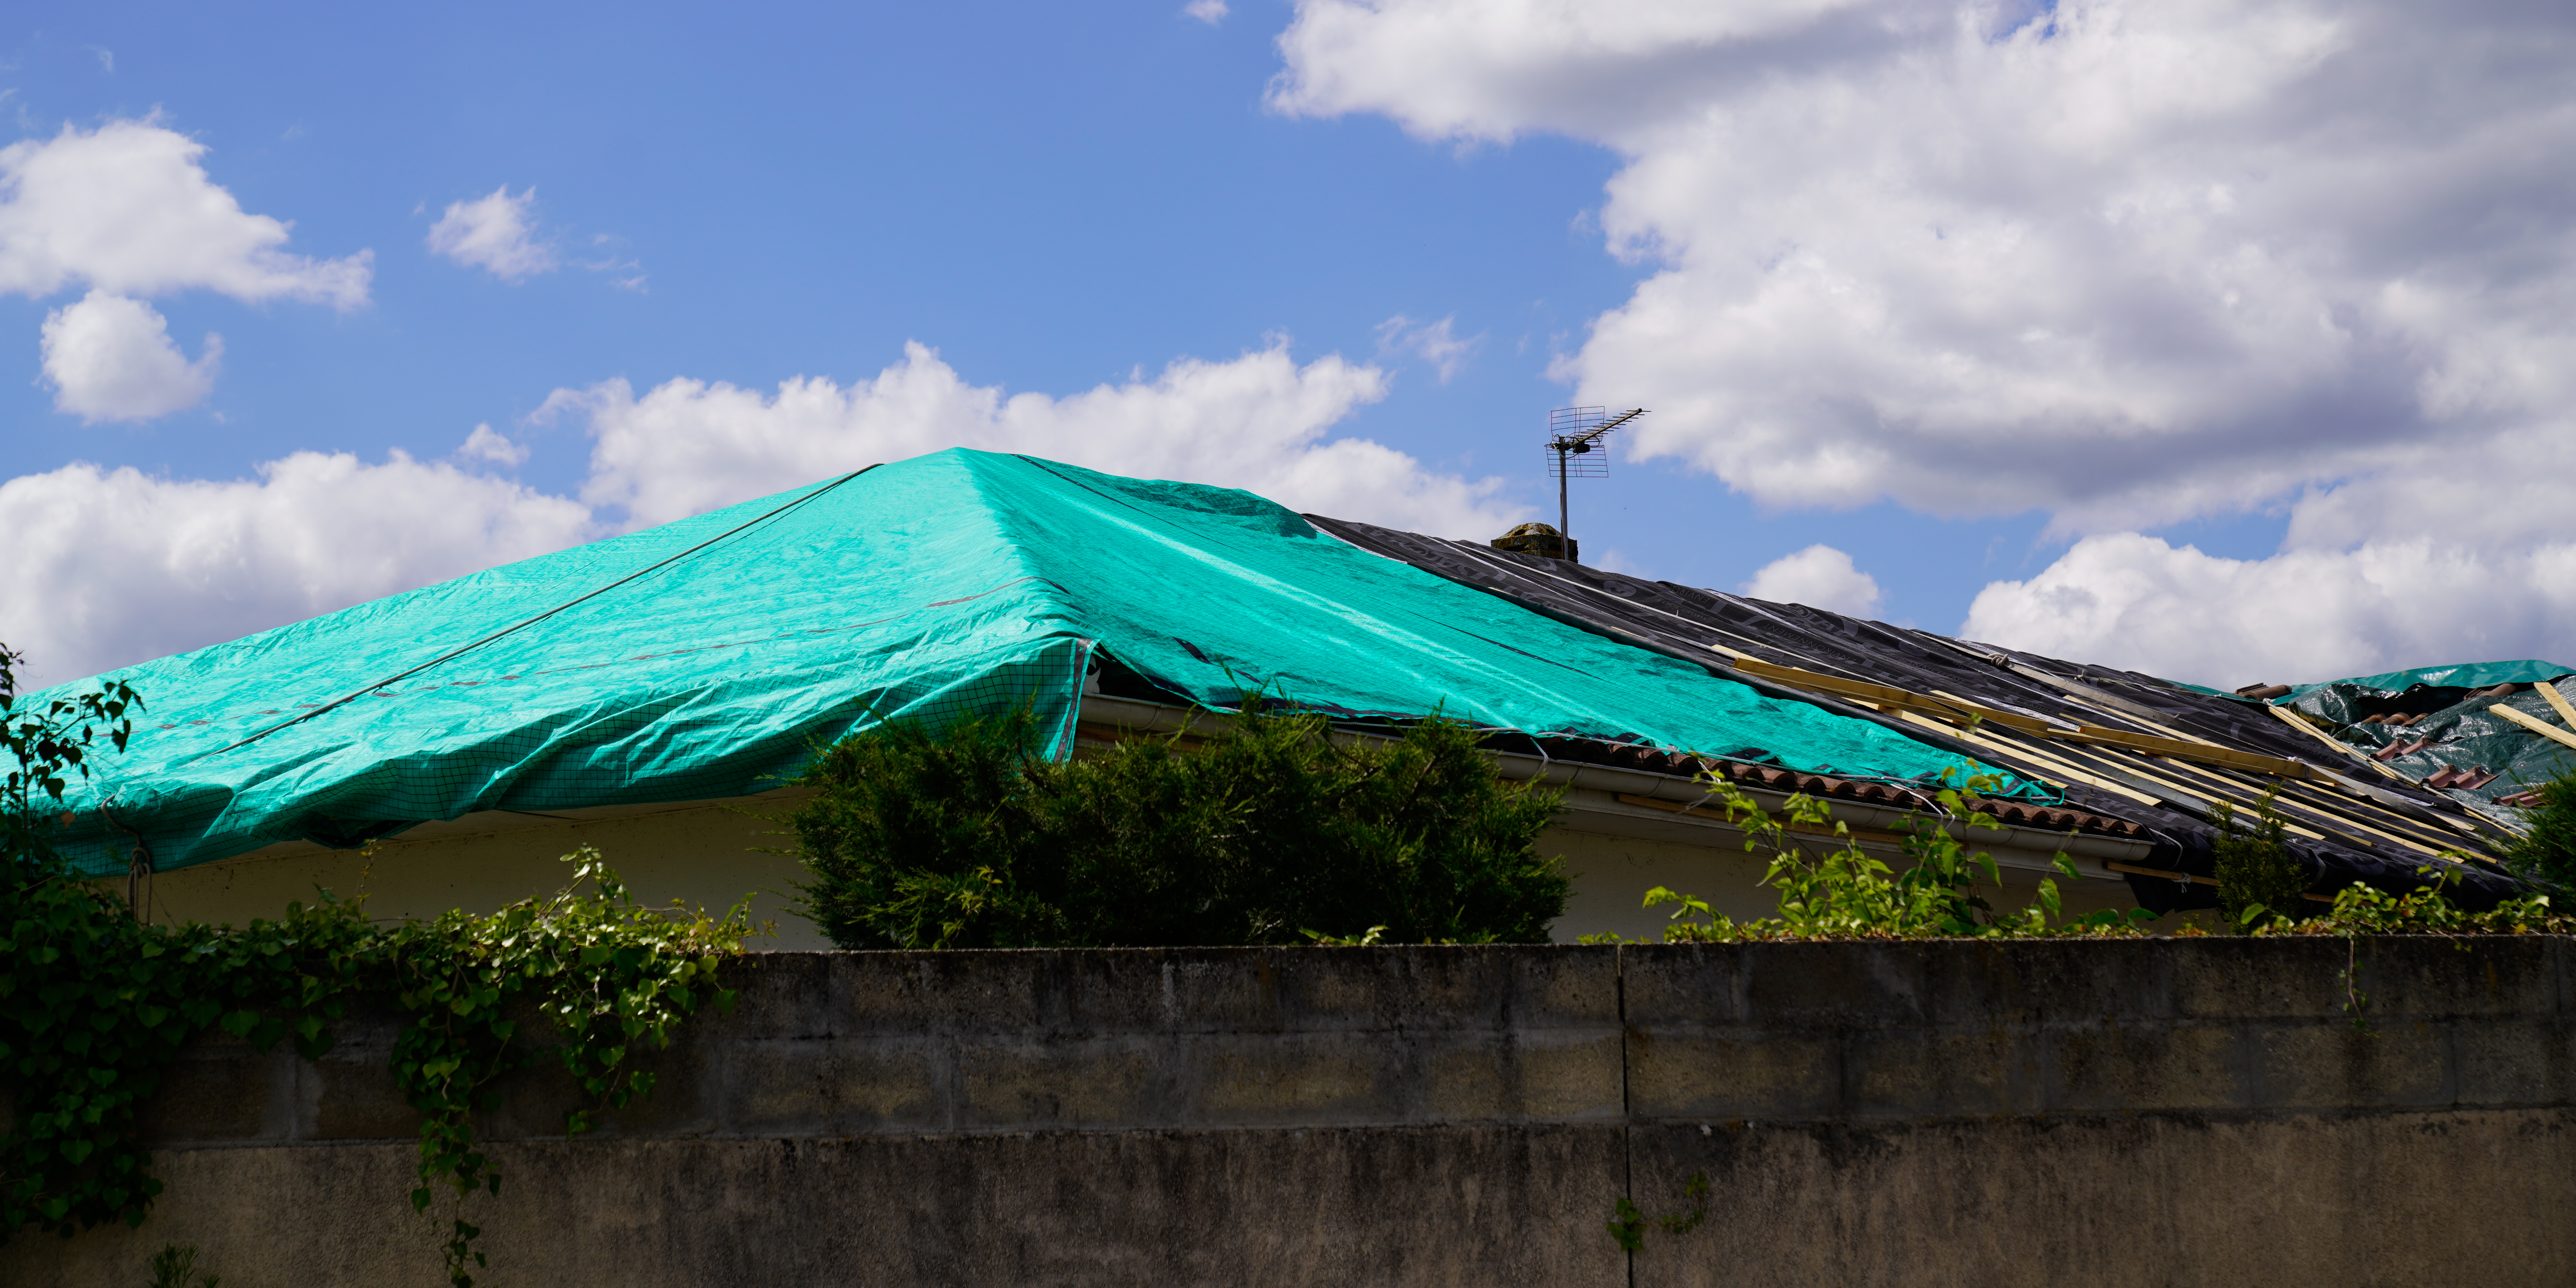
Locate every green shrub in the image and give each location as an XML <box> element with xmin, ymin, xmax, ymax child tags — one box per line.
<box><xmin>2212</xmin><ymin>789</ymin><xmax>2307</xmax><ymax>930</ymax></box>
<box><xmin>788</xmin><ymin>702</ymin><xmax>1569</xmax><ymax>948</ymax></box>
<box><xmin>1618</xmin><ymin>769</ymin><xmax>2151</xmax><ymax>943</ymax></box>
<box><xmin>2507</xmin><ymin>765</ymin><xmax>2576</xmax><ymax>889</ymax></box>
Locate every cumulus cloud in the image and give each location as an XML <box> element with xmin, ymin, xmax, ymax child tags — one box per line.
<box><xmin>426</xmin><ymin>186</ymin><xmax>556</xmax><ymax>281</ymax></box>
<box><xmin>1374</xmin><ymin>313</ymin><xmax>1481</xmax><ymax>383</ymax></box>
<box><xmin>1185</xmin><ymin>0</ymin><xmax>1230</xmax><ymax>23</ymax></box>
<box><xmin>39</xmin><ymin>291</ymin><xmax>220</xmax><ymax>422</ymax></box>
<box><xmin>458</xmin><ymin>423</ymin><xmax>529</xmax><ymax>466</ymax></box>
<box><xmin>1742</xmin><ymin>544</ymin><xmax>1884</xmax><ymax>618</ymax></box>
<box><xmin>0</xmin><ymin>452</ymin><xmax>595</xmax><ymax>687</ymax></box>
<box><xmin>4</xmin><ymin>341</ymin><xmax>1518</xmax><ymax>682</ymax></box>
<box><xmin>0</xmin><ymin>119</ymin><xmax>371</xmax><ymax>306</ymax></box>
<box><xmin>1964</xmin><ymin>534</ymin><xmax>2576</xmax><ymax>689</ymax></box>
<box><xmin>550</xmin><ymin>340</ymin><xmax>1520</xmax><ymax>535</ymax></box>
<box><xmin>1965</xmin><ymin>430</ymin><xmax>2576</xmax><ymax>685</ymax></box>
<box><xmin>1273</xmin><ymin>0</ymin><xmax>2576</xmax><ymax>676</ymax></box>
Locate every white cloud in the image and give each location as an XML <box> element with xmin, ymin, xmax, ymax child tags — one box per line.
<box><xmin>1373</xmin><ymin>313</ymin><xmax>1481</xmax><ymax>383</ymax></box>
<box><xmin>1742</xmin><ymin>544</ymin><xmax>1884</xmax><ymax>618</ymax></box>
<box><xmin>1272</xmin><ymin>0</ymin><xmax>1863</xmax><ymax>144</ymax></box>
<box><xmin>1964</xmin><ymin>429</ymin><xmax>2576</xmax><ymax>685</ymax></box>
<box><xmin>426</xmin><ymin>185</ymin><xmax>556</xmax><ymax>281</ymax></box>
<box><xmin>2</xmin><ymin>341</ymin><xmax>1522</xmax><ymax>683</ymax></box>
<box><xmin>1964</xmin><ymin>534</ymin><xmax>2576</xmax><ymax>689</ymax></box>
<box><xmin>0</xmin><ymin>119</ymin><xmax>371</xmax><ymax>306</ymax></box>
<box><xmin>1273</xmin><ymin>0</ymin><xmax>2576</xmax><ymax>674</ymax></box>
<box><xmin>0</xmin><ymin>452</ymin><xmax>595</xmax><ymax>687</ymax></box>
<box><xmin>551</xmin><ymin>339</ymin><xmax>1521</xmax><ymax>535</ymax></box>
<box><xmin>576</xmin><ymin>234</ymin><xmax>646</xmax><ymax>292</ymax></box>
<box><xmin>459</xmin><ymin>423</ymin><xmax>529</xmax><ymax>466</ymax></box>
<box><xmin>39</xmin><ymin>291</ymin><xmax>220</xmax><ymax>422</ymax></box>
<box><xmin>1185</xmin><ymin>0</ymin><xmax>1230</xmax><ymax>24</ymax></box>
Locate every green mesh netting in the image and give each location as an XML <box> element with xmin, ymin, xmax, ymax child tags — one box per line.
<box><xmin>31</xmin><ymin>449</ymin><xmax>2029</xmax><ymax>877</ymax></box>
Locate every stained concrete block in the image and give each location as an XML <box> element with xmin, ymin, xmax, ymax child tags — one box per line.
<box><xmin>720</xmin><ymin>1037</ymin><xmax>947</xmax><ymax>1135</ymax></box>
<box><xmin>10</xmin><ymin>939</ymin><xmax>2576</xmax><ymax>1288</ymax></box>
<box><xmin>959</xmin><ymin>1040</ymin><xmax>1158</xmax><ymax>1128</ymax></box>
<box><xmin>2450</xmin><ymin>1015</ymin><xmax>2576</xmax><ymax>1106</ymax></box>
<box><xmin>1618</xmin><ymin>944</ymin><xmax>1750</xmax><ymax>1028</ymax></box>
<box><xmin>1628</xmin><ymin>941</ymin><xmax>1937</xmax><ymax>1030</ymax></box>
<box><xmin>136</xmin><ymin>1036</ymin><xmax>293</xmax><ymax>1143</ymax></box>
<box><xmin>1741</xmin><ymin>942</ymin><xmax>1931</xmax><ymax>1027</ymax></box>
<box><xmin>2250</xmin><ymin>1018</ymin><xmax>2451</xmax><ymax>1109</ymax></box>
<box><xmin>1417</xmin><ymin>1031</ymin><xmax>1624</xmax><ymax>1122</ymax></box>
<box><xmin>1626</xmin><ymin>1031</ymin><xmax>1841</xmax><ymax>1120</ymax></box>
<box><xmin>2170</xmin><ymin>938</ymin><xmax>2364</xmax><ymax>1020</ymax></box>
<box><xmin>1194</xmin><ymin>1032</ymin><xmax>1394</xmax><ymax>1123</ymax></box>
<box><xmin>711</xmin><ymin>950</ymin><xmax>844</xmax><ymax>1038</ymax></box>
<box><xmin>1913</xmin><ymin>938</ymin><xmax>2172</xmax><ymax>1026</ymax></box>
<box><xmin>1843</xmin><ymin>1027</ymin><xmax>2043</xmax><ymax>1117</ymax></box>
<box><xmin>1626</xmin><ymin>1110</ymin><xmax>2576</xmax><ymax>1287</ymax></box>
<box><xmin>3</xmin><ymin>1127</ymin><xmax>1632</xmax><ymax>1288</ymax></box>
<box><xmin>2045</xmin><ymin>1020</ymin><xmax>2248</xmax><ymax>1113</ymax></box>
<box><xmin>2350</xmin><ymin>935</ymin><xmax>2558</xmax><ymax>1020</ymax></box>
<box><xmin>302</xmin><ymin>1027</ymin><xmax>420</xmax><ymax>1143</ymax></box>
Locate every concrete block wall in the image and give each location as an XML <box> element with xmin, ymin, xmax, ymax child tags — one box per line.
<box><xmin>8</xmin><ymin>938</ymin><xmax>2576</xmax><ymax>1286</ymax></box>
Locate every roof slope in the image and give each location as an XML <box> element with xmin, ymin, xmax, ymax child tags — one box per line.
<box><xmin>1305</xmin><ymin>516</ymin><xmax>2528</xmax><ymax>911</ymax></box>
<box><xmin>38</xmin><ymin>449</ymin><xmax>2005</xmax><ymax>876</ymax></box>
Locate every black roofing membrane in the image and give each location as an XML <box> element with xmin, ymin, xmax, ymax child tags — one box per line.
<box><xmin>1307</xmin><ymin>515</ymin><xmax>2524</xmax><ymax>915</ymax></box>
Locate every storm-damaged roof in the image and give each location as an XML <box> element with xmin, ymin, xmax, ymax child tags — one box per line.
<box><xmin>1303</xmin><ymin>515</ymin><xmax>2533</xmax><ymax>914</ymax></box>
<box><xmin>2263</xmin><ymin>664</ymin><xmax>2576</xmax><ymax>826</ymax></box>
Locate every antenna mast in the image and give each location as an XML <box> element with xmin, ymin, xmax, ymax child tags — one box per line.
<box><xmin>1545</xmin><ymin>406</ymin><xmax>1645</xmax><ymax>564</ymax></box>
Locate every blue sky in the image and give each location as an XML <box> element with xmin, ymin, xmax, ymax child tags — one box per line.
<box><xmin>2</xmin><ymin>0</ymin><xmax>2567</xmax><ymax>688</ymax></box>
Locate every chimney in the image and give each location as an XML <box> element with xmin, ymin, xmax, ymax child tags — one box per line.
<box><xmin>1490</xmin><ymin>522</ymin><xmax>1575</xmax><ymax>562</ymax></box>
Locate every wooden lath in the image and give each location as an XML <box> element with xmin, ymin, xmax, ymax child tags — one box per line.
<box><xmin>2496</xmin><ymin>703</ymin><xmax>2576</xmax><ymax>754</ymax></box>
<box><xmin>1719</xmin><ymin>653</ymin><xmax>2323</xmax><ymax>781</ymax></box>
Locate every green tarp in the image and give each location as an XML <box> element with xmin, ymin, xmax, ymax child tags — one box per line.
<box><xmin>32</xmin><ymin>449</ymin><xmax>2028</xmax><ymax>878</ymax></box>
<box><xmin>2278</xmin><ymin>659</ymin><xmax>2575</xmax><ymax>705</ymax></box>
<box><xmin>2284</xmin><ymin>668</ymin><xmax>2576</xmax><ymax>811</ymax></box>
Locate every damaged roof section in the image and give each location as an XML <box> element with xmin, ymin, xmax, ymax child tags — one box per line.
<box><xmin>1304</xmin><ymin>514</ymin><xmax>2527</xmax><ymax>916</ymax></box>
<box><xmin>2269</xmin><ymin>664</ymin><xmax>2576</xmax><ymax>828</ymax></box>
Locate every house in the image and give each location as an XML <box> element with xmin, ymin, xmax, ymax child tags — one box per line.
<box><xmin>34</xmin><ymin>448</ymin><xmax>2537</xmax><ymax>944</ymax></box>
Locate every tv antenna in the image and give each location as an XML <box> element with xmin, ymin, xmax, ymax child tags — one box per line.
<box><xmin>1546</xmin><ymin>406</ymin><xmax>1645</xmax><ymax>565</ymax></box>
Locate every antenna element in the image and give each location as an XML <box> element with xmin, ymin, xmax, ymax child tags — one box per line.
<box><xmin>1544</xmin><ymin>406</ymin><xmax>1645</xmax><ymax>565</ymax></box>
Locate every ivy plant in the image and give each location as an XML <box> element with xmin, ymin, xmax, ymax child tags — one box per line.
<box><xmin>0</xmin><ymin>644</ymin><xmax>757</xmax><ymax>1287</ymax></box>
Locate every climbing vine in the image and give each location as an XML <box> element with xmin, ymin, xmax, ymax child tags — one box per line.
<box><xmin>1</xmin><ymin>646</ymin><xmax>757</xmax><ymax>1286</ymax></box>
<box><xmin>1598</xmin><ymin>767</ymin><xmax>2156</xmax><ymax>944</ymax></box>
